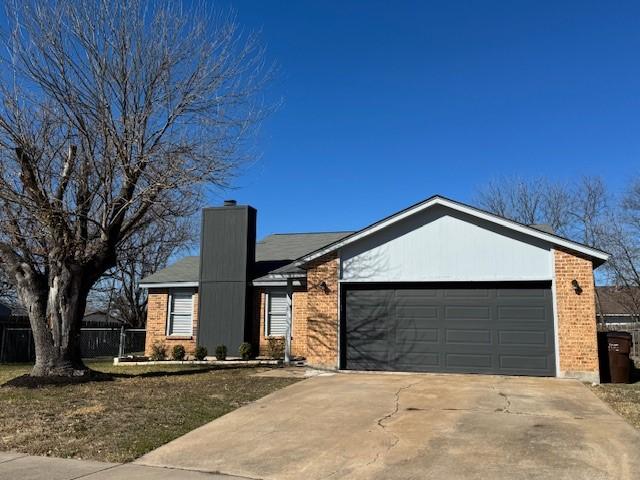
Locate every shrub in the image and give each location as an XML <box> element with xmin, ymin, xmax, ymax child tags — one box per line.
<box><xmin>171</xmin><ymin>344</ymin><xmax>186</xmax><ymax>361</ymax></box>
<box><xmin>150</xmin><ymin>342</ymin><xmax>167</xmax><ymax>361</ymax></box>
<box><xmin>215</xmin><ymin>344</ymin><xmax>227</xmax><ymax>361</ymax></box>
<box><xmin>267</xmin><ymin>336</ymin><xmax>285</xmax><ymax>359</ymax></box>
<box><xmin>194</xmin><ymin>345</ymin><xmax>208</xmax><ymax>361</ymax></box>
<box><xmin>238</xmin><ymin>342</ymin><xmax>253</xmax><ymax>360</ymax></box>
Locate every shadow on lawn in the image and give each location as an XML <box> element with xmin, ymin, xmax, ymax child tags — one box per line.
<box><xmin>1</xmin><ymin>364</ymin><xmax>244</xmax><ymax>389</ymax></box>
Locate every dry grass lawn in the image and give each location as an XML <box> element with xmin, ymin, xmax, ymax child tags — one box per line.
<box><xmin>590</xmin><ymin>382</ymin><xmax>640</xmax><ymax>430</ymax></box>
<box><xmin>0</xmin><ymin>361</ymin><xmax>300</xmax><ymax>462</ymax></box>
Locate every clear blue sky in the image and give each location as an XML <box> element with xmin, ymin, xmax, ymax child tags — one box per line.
<box><xmin>209</xmin><ymin>1</ymin><xmax>640</xmax><ymax>239</ymax></box>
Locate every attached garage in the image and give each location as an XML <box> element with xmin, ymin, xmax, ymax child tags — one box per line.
<box><xmin>292</xmin><ymin>196</ymin><xmax>609</xmax><ymax>382</ymax></box>
<box><xmin>342</xmin><ymin>283</ymin><xmax>555</xmax><ymax>376</ymax></box>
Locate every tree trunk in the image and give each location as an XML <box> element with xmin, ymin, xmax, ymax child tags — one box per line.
<box><xmin>17</xmin><ymin>263</ymin><xmax>90</xmax><ymax>377</ymax></box>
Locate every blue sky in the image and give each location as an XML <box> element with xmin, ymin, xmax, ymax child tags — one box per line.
<box><xmin>210</xmin><ymin>1</ymin><xmax>640</xmax><ymax>239</ymax></box>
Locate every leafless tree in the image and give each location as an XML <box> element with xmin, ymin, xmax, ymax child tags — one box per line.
<box><xmin>476</xmin><ymin>176</ymin><xmax>574</xmax><ymax>235</ymax></box>
<box><xmin>92</xmin><ymin>217</ymin><xmax>194</xmax><ymax>328</ymax></box>
<box><xmin>599</xmin><ymin>179</ymin><xmax>640</xmax><ymax>318</ymax></box>
<box><xmin>0</xmin><ymin>0</ymin><xmax>270</xmax><ymax>376</ymax></box>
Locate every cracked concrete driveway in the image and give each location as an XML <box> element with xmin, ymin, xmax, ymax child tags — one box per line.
<box><xmin>137</xmin><ymin>373</ymin><xmax>640</xmax><ymax>480</ymax></box>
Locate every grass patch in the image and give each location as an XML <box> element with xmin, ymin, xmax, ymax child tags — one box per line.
<box><xmin>0</xmin><ymin>361</ymin><xmax>300</xmax><ymax>462</ymax></box>
<box><xmin>590</xmin><ymin>373</ymin><xmax>640</xmax><ymax>430</ymax></box>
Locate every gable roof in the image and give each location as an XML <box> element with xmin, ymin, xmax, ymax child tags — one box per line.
<box><xmin>293</xmin><ymin>195</ymin><xmax>610</xmax><ymax>268</ymax></box>
<box><xmin>140</xmin><ymin>231</ymin><xmax>353</xmax><ymax>287</ymax></box>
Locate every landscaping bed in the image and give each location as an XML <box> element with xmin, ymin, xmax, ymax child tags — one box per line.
<box><xmin>0</xmin><ymin>361</ymin><xmax>301</xmax><ymax>462</ymax></box>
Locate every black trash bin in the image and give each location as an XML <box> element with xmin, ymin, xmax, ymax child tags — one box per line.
<box><xmin>606</xmin><ymin>331</ymin><xmax>632</xmax><ymax>384</ymax></box>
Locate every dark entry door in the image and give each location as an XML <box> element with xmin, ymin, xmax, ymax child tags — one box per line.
<box><xmin>343</xmin><ymin>283</ymin><xmax>555</xmax><ymax>376</ymax></box>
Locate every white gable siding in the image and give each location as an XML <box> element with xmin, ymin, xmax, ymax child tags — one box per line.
<box><xmin>340</xmin><ymin>206</ymin><xmax>553</xmax><ymax>282</ymax></box>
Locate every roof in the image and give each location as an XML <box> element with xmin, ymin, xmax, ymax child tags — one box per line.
<box><xmin>140</xmin><ymin>256</ymin><xmax>200</xmax><ymax>285</ymax></box>
<box><xmin>596</xmin><ymin>287</ymin><xmax>640</xmax><ymax>316</ymax></box>
<box><xmin>140</xmin><ymin>232</ymin><xmax>353</xmax><ymax>286</ymax></box>
<box><xmin>255</xmin><ymin>232</ymin><xmax>353</xmax><ymax>262</ymax></box>
<box><xmin>294</xmin><ymin>195</ymin><xmax>610</xmax><ymax>268</ymax></box>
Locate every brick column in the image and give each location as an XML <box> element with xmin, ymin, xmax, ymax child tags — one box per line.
<box><xmin>305</xmin><ymin>252</ymin><xmax>339</xmax><ymax>369</ymax></box>
<box><xmin>554</xmin><ymin>249</ymin><xmax>600</xmax><ymax>383</ymax></box>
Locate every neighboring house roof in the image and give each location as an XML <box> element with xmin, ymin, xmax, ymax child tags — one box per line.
<box><xmin>596</xmin><ymin>287</ymin><xmax>640</xmax><ymax>317</ymax></box>
<box><xmin>140</xmin><ymin>232</ymin><xmax>353</xmax><ymax>287</ymax></box>
<box><xmin>294</xmin><ymin>195</ymin><xmax>610</xmax><ymax>268</ymax></box>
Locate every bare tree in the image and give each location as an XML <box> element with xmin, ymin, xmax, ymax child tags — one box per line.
<box><xmin>599</xmin><ymin>179</ymin><xmax>640</xmax><ymax>317</ymax></box>
<box><xmin>93</xmin><ymin>217</ymin><xmax>194</xmax><ymax>328</ymax></box>
<box><xmin>476</xmin><ymin>176</ymin><xmax>574</xmax><ymax>235</ymax></box>
<box><xmin>0</xmin><ymin>0</ymin><xmax>270</xmax><ymax>376</ymax></box>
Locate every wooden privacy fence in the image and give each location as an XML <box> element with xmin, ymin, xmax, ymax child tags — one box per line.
<box><xmin>597</xmin><ymin>323</ymin><xmax>640</xmax><ymax>359</ymax></box>
<box><xmin>0</xmin><ymin>327</ymin><xmax>146</xmax><ymax>362</ymax></box>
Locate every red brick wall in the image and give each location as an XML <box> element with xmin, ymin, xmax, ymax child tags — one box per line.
<box><xmin>554</xmin><ymin>249</ymin><xmax>600</xmax><ymax>382</ymax></box>
<box><xmin>144</xmin><ymin>289</ymin><xmax>198</xmax><ymax>357</ymax></box>
<box><xmin>305</xmin><ymin>252</ymin><xmax>340</xmax><ymax>369</ymax></box>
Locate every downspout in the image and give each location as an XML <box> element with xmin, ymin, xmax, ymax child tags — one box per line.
<box><xmin>284</xmin><ymin>278</ymin><xmax>292</xmax><ymax>364</ymax></box>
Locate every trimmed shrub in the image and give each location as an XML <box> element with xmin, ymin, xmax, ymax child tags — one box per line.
<box><xmin>215</xmin><ymin>344</ymin><xmax>227</xmax><ymax>361</ymax></box>
<box><xmin>194</xmin><ymin>345</ymin><xmax>208</xmax><ymax>361</ymax></box>
<box><xmin>238</xmin><ymin>342</ymin><xmax>253</xmax><ymax>360</ymax></box>
<box><xmin>171</xmin><ymin>344</ymin><xmax>186</xmax><ymax>361</ymax></box>
<box><xmin>150</xmin><ymin>342</ymin><xmax>167</xmax><ymax>361</ymax></box>
<box><xmin>267</xmin><ymin>336</ymin><xmax>285</xmax><ymax>359</ymax></box>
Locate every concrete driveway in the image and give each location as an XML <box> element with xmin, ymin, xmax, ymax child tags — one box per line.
<box><xmin>138</xmin><ymin>372</ymin><xmax>640</xmax><ymax>480</ymax></box>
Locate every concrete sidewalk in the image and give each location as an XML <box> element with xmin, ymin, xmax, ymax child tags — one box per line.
<box><xmin>0</xmin><ymin>451</ymin><xmax>251</xmax><ymax>480</ymax></box>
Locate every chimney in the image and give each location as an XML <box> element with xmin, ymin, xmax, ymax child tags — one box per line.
<box><xmin>197</xmin><ymin>202</ymin><xmax>256</xmax><ymax>353</ymax></box>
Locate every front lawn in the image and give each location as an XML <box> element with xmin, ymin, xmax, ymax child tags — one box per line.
<box><xmin>0</xmin><ymin>361</ymin><xmax>300</xmax><ymax>462</ymax></box>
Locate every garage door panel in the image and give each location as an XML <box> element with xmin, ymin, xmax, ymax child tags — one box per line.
<box><xmin>445</xmin><ymin>305</ymin><xmax>491</xmax><ymax>321</ymax></box>
<box><xmin>499</xmin><ymin>330</ymin><xmax>549</xmax><ymax>346</ymax></box>
<box><xmin>445</xmin><ymin>353</ymin><xmax>493</xmax><ymax>368</ymax></box>
<box><xmin>396</xmin><ymin>352</ymin><xmax>441</xmax><ymax>369</ymax></box>
<box><xmin>396</xmin><ymin>327</ymin><xmax>438</xmax><ymax>343</ymax></box>
<box><xmin>445</xmin><ymin>329</ymin><xmax>492</xmax><ymax>345</ymax></box>
<box><xmin>499</xmin><ymin>355</ymin><xmax>550</xmax><ymax>371</ymax></box>
<box><xmin>498</xmin><ymin>306</ymin><xmax>546</xmax><ymax>322</ymax></box>
<box><xmin>395</xmin><ymin>305</ymin><xmax>438</xmax><ymax>318</ymax></box>
<box><xmin>344</xmin><ymin>284</ymin><xmax>555</xmax><ymax>376</ymax></box>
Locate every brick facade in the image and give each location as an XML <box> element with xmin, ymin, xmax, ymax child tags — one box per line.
<box><xmin>144</xmin><ymin>289</ymin><xmax>198</xmax><ymax>358</ymax></box>
<box><xmin>554</xmin><ymin>248</ymin><xmax>600</xmax><ymax>383</ymax></box>
<box><xmin>304</xmin><ymin>252</ymin><xmax>340</xmax><ymax>369</ymax></box>
<box><xmin>145</xmin><ymin>247</ymin><xmax>601</xmax><ymax>379</ymax></box>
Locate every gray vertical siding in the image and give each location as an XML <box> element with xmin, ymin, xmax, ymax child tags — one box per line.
<box><xmin>341</xmin><ymin>205</ymin><xmax>553</xmax><ymax>282</ymax></box>
<box><xmin>198</xmin><ymin>206</ymin><xmax>256</xmax><ymax>353</ymax></box>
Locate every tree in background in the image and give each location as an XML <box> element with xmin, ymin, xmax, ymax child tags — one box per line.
<box><xmin>476</xmin><ymin>175</ymin><xmax>608</xmax><ymax>244</ymax></box>
<box><xmin>476</xmin><ymin>175</ymin><xmax>638</xmax><ymax>319</ymax></box>
<box><xmin>0</xmin><ymin>0</ymin><xmax>270</xmax><ymax>376</ymax></box>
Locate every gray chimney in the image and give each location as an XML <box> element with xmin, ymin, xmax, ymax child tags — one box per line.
<box><xmin>223</xmin><ymin>199</ymin><xmax>237</xmax><ymax>206</ymax></box>
<box><xmin>197</xmin><ymin>203</ymin><xmax>256</xmax><ymax>353</ymax></box>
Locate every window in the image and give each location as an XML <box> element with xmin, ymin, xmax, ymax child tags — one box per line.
<box><xmin>167</xmin><ymin>290</ymin><xmax>194</xmax><ymax>336</ymax></box>
<box><xmin>265</xmin><ymin>291</ymin><xmax>289</xmax><ymax>337</ymax></box>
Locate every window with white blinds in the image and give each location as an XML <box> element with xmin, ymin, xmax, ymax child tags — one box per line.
<box><xmin>266</xmin><ymin>291</ymin><xmax>289</xmax><ymax>337</ymax></box>
<box><xmin>168</xmin><ymin>291</ymin><xmax>194</xmax><ymax>336</ymax></box>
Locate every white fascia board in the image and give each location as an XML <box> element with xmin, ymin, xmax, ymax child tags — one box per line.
<box><xmin>295</xmin><ymin>196</ymin><xmax>610</xmax><ymax>266</ymax></box>
<box><xmin>253</xmin><ymin>279</ymin><xmax>305</xmax><ymax>287</ymax></box>
<box><xmin>139</xmin><ymin>282</ymin><xmax>199</xmax><ymax>289</ymax></box>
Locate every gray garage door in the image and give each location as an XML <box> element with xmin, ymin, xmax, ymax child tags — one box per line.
<box><xmin>343</xmin><ymin>284</ymin><xmax>556</xmax><ymax>376</ymax></box>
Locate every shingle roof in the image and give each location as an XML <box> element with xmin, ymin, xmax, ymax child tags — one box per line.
<box><xmin>596</xmin><ymin>287</ymin><xmax>640</xmax><ymax>316</ymax></box>
<box><xmin>255</xmin><ymin>232</ymin><xmax>352</xmax><ymax>262</ymax></box>
<box><xmin>140</xmin><ymin>256</ymin><xmax>200</xmax><ymax>284</ymax></box>
<box><xmin>140</xmin><ymin>232</ymin><xmax>353</xmax><ymax>285</ymax></box>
